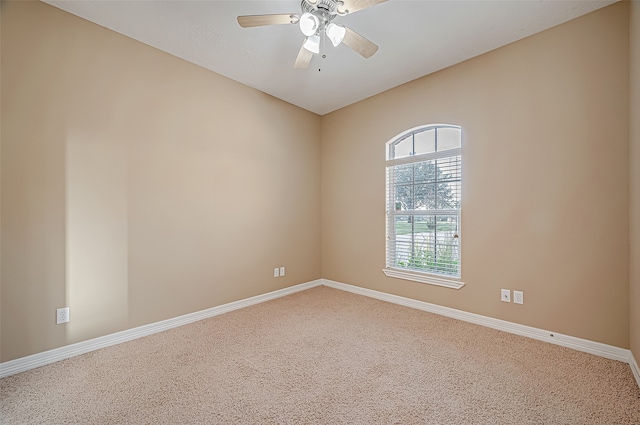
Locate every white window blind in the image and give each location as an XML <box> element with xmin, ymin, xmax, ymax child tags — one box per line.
<box><xmin>385</xmin><ymin>125</ymin><xmax>462</xmax><ymax>282</ymax></box>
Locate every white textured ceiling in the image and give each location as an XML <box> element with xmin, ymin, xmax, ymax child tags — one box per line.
<box><xmin>44</xmin><ymin>0</ymin><xmax>617</xmax><ymax>115</ymax></box>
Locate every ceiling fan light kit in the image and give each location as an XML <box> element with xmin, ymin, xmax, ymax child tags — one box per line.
<box><xmin>303</xmin><ymin>35</ymin><xmax>321</xmax><ymax>54</ymax></box>
<box><xmin>237</xmin><ymin>0</ymin><xmax>387</xmax><ymax>68</ymax></box>
<box><xmin>299</xmin><ymin>12</ymin><xmax>320</xmax><ymax>36</ymax></box>
<box><xmin>326</xmin><ymin>23</ymin><xmax>346</xmax><ymax>47</ymax></box>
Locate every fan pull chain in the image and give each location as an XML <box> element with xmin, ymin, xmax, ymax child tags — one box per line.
<box><xmin>319</xmin><ymin>26</ymin><xmax>326</xmax><ymax>72</ymax></box>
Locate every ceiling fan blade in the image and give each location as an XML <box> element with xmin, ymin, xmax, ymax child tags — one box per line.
<box><xmin>294</xmin><ymin>44</ymin><xmax>314</xmax><ymax>69</ymax></box>
<box><xmin>237</xmin><ymin>14</ymin><xmax>298</xmax><ymax>28</ymax></box>
<box><xmin>342</xmin><ymin>27</ymin><xmax>379</xmax><ymax>58</ymax></box>
<box><xmin>338</xmin><ymin>0</ymin><xmax>388</xmax><ymax>15</ymax></box>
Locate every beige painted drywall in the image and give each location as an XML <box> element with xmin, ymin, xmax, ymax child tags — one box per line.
<box><xmin>0</xmin><ymin>0</ymin><xmax>636</xmax><ymax>364</ymax></box>
<box><xmin>0</xmin><ymin>1</ymin><xmax>321</xmax><ymax>362</ymax></box>
<box><xmin>630</xmin><ymin>0</ymin><xmax>640</xmax><ymax>361</ymax></box>
<box><xmin>321</xmin><ymin>2</ymin><xmax>631</xmax><ymax>348</ymax></box>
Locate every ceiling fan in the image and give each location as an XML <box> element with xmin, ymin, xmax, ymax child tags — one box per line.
<box><xmin>237</xmin><ymin>0</ymin><xmax>387</xmax><ymax>69</ymax></box>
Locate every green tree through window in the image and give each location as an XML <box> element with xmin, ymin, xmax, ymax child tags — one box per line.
<box><xmin>386</xmin><ymin>125</ymin><xmax>462</xmax><ymax>279</ymax></box>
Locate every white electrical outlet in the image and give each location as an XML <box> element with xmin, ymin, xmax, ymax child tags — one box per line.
<box><xmin>274</xmin><ymin>267</ymin><xmax>280</xmax><ymax>278</ymax></box>
<box><xmin>279</xmin><ymin>266</ymin><xmax>285</xmax><ymax>276</ymax></box>
<box><xmin>501</xmin><ymin>289</ymin><xmax>511</xmax><ymax>303</ymax></box>
<box><xmin>56</xmin><ymin>307</ymin><xmax>69</xmax><ymax>324</ymax></box>
<box><xmin>514</xmin><ymin>290</ymin><xmax>524</xmax><ymax>305</ymax></box>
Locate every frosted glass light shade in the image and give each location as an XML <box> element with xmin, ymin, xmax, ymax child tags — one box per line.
<box><xmin>326</xmin><ymin>23</ymin><xmax>346</xmax><ymax>47</ymax></box>
<box><xmin>303</xmin><ymin>35</ymin><xmax>320</xmax><ymax>53</ymax></box>
<box><xmin>299</xmin><ymin>13</ymin><xmax>319</xmax><ymax>36</ymax></box>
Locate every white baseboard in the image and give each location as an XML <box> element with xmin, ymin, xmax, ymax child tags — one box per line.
<box><xmin>0</xmin><ymin>280</ymin><xmax>323</xmax><ymax>378</ymax></box>
<box><xmin>2</xmin><ymin>277</ymin><xmax>637</xmax><ymax>390</ymax></box>
<box><xmin>321</xmin><ymin>279</ymin><xmax>632</xmax><ymax>364</ymax></box>
<box><xmin>631</xmin><ymin>352</ymin><xmax>640</xmax><ymax>389</ymax></box>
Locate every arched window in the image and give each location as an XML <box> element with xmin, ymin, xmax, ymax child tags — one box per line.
<box><xmin>383</xmin><ymin>124</ymin><xmax>464</xmax><ymax>289</ymax></box>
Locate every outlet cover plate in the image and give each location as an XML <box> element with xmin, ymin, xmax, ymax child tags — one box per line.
<box><xmin>513</xmin><ymin>290</ymin><xmax>524</xmax><ymax>304</ymax></box>
<box><xmin>56</xmin><ymin>307</ymin><xmax>69</xmax><ymax>324</ymax></box>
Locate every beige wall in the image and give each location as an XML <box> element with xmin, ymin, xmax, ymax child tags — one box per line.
<box><xmin>321</xmin><ymin>2</ymin><xmax>631</xmax><ymax>347</ymax></box>
<box><xmin>1</xmin><ymin>1</ymin><xmax>636</xmax><ymax>363</ymax></box>
<box><xmin>0</xmin><ymin>1</ymin><xmax>321</xmax><ymax>362</ymax></box>
<box><xmin>630</xmin><ymin>0</ymin><xmax>640</xmax><ymax>360</ymax></box>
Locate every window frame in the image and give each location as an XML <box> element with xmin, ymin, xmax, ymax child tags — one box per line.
<box><xmin>383</xmin><ymin>124</ymin><xmax>465</xmax><ymax>289</ymax></box>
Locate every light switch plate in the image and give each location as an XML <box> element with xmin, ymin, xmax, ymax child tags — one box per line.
<box><xmin>501</xmin><ymin>289</ymin><xmax>511</xmax><ymax>303</ymax></box>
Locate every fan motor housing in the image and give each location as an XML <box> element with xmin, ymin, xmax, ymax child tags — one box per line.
<box><xmin>302</xmin><ymin>0</ymin><xmax>343</xmax><ymax>22</ymax></box>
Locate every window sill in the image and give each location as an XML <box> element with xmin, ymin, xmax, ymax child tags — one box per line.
<box><xmin>382</xmin><ymin>268</ymin><xmax>465</xmax><ymax>289</ymax></box>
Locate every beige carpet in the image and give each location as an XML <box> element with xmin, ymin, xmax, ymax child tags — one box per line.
<box><xmin>1</xmin><ymin>286</ymin><xmax>639</xmax><ymax>424</ymax></box>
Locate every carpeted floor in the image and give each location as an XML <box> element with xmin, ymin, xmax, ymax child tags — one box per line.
<box><xmin>1</xmin><ymin>285</ymin><xmax>640</xmax><ymax>424</ymax></box>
